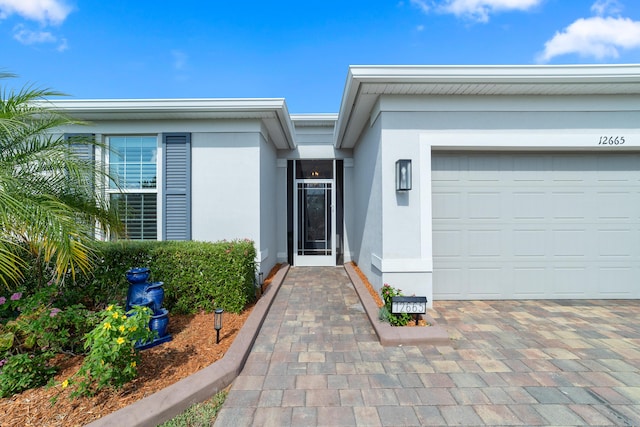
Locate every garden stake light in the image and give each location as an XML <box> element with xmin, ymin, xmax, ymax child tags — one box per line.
<box><xmin>214</xmin><ymin>308</ymin><xmax>224</xmax><ymax>344</ymax></box>
<box><xmin>258</xmin><ymin>272</ymin><xmax>264</xmax><ymax>297</ymax></box>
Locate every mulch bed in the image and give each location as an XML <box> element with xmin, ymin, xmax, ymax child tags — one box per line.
<box><xmin>0</xmin><ymin>264</ymin><xmax>282</xmax><ymax>427</ymax></box>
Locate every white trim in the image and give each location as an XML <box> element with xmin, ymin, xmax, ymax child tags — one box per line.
<box><xmin>428</xmin><ymin>130</ymin><xmax>640</xmax><ymax>150</ymax></box>
<box><xmin>371</xmin><ymin>253</ymin><xmax>432</xmax><ymax>273</ymax></box>
<box><xmin>258</xmin><ymin>248</ymin><xmax>269</xmax><ymax>263</ymax></box>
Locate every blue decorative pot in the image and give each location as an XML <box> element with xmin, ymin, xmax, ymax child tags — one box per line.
<box><xmin>145</xmin><ymin>282</ymin><xmax>165</xmax><ymax>314</ymax></box>
<box><xmin>150</xmin><ymin>308</ymin><xmax>169</xmax><ymax>338</ymax></box>
<box><xmin>126</xmin><ymin>267</ymin><xmax>150</xmax><ymax>285</ymax></box>
<box><xmin>126</xmin><ymin>283</ymin><xmax>150</xmax><ymax>311</ymax></box>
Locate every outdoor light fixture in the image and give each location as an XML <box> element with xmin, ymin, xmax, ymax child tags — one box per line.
<box><xmin>255</xmin><ymin>272</ymin><xmax>264</xmax><ymax>298</ymax></box>
<box><xmin>214</xmin><ymin>308</ymin><xmax>224</xmax><ymax>344</ymax></box>
<box><xmin>396</xmin><ymin>159</ymin><xmax>412</xmax><ymax>191</ymax></box>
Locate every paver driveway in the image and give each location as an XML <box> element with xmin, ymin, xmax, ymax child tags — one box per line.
<box><xmin>214</xmin><ymin>267</ymin><xmax>640</xmax><ymax>426</ymax></box>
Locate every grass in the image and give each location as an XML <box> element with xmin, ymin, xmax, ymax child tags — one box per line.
<box><xmin>159</xmin><ymin>390</ymin><xmax>228</xmax><ymax>426</ymax></box>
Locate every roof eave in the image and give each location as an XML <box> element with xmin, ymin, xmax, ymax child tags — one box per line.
<box><xmin>334</xmin><ymin>64</ymin><xmax>640</xmax><ymax>149</ymax></box>
<box><xmin>46</xmin><ymin>98</ymin><xmax>297</xmax><ymax>149</ymax></box>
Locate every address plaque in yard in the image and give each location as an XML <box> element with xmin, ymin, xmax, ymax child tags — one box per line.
<box><xmin>391</xmin><ymin>296</ymin><xmax>427</xmax><ymax>314</ymax></box>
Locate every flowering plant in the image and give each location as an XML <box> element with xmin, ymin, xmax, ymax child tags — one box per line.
<box><xmin>67</xmin><ymin>304</ymin><xmax>155</xmax><ymax>397</ymax></box>
<box><xmin>0</xmin><ymin>285</ymin><xmax>95</xmax><ymax>397</ymax></box>
<box><xmin>379</xmin><ymin>283</ymin><xmax>412</xmax><ymax>327</ymax></box>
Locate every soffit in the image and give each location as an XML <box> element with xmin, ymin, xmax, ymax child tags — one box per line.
<box><xmin>335</xmin><ymin>64</ymin><xmax>640</xmax><ymax>149</ymax></box>
<box><xmin>48</xmin><ymin>99</ymin><xmax>296</xmax><ymax>149</ymax></box>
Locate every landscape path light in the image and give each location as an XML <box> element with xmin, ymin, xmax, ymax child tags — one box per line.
<box><xmin>214</xmin><ymin>308</ymin><xmax>224</xmax><ymax>344</ymax></box>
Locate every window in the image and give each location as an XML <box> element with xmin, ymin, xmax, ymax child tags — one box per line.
<box><xmin>108</xmin><ymin>136</ymin><xmax>158</xmax><ymax>240</ymax></box>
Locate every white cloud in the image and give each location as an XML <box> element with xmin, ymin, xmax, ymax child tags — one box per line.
<box><xmin>413</xmin><ymin>0</ymin><xmax>542</xmax><ymax>22</ymax></box>
<box><xmin>12</xmin><ymin>23</ymin><xmax>68</xmax><ymax>50</ymax></box>
<box><xmin>591</xmin><ymin>0</ymin><xmax>623</xmax><ymax>17</ymax></box>
<box><xmin>538</xmin><ymin>15</ymin><xmax>640</xmax><ymax>62</ymax></box>
<box><xmin>410</xmin><ymin>0</ymin><xmax>431</xmax><ymax>14</ymax></box>
<box><xmin>0</xmin><ymin>0</ymin><xmax>72</xmax><ymax>25</ymax></box>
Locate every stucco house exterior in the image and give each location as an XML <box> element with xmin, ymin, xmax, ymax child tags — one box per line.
<box><xmin>54</xmin><ymin>64</ymin><xmax>640</xmax><ymax>306</ymax></box>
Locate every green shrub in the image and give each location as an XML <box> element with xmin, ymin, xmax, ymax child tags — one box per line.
<box><xmin>67</xmin><ymin>240</ymin><xmax>256</xmax><ymax>314</ymax></box>
<box><xmin>379</xmin><ymin>283</ymin><xmax>412</xmax><ymax>327</ymax></box>
<box><xmin>0</xmin><ymin>352</ymin><xmax>56</xmax><ymax>397</ymax></box>
<box><xmin>68</xmin><ymin>304</ymin><xmax>156</xmax><ymax>397</ymax></box>
<box><xmin>0</xmin><ymin>284</ymin><xmax>97</xmax><ymax>358</ymax></box>
<box><xmin>152</xmin><ymin>240</ymin><xmax>256</xmax><ymax>314</ymax></box>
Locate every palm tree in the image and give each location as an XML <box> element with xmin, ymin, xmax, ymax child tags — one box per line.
<box><xmin>0</xmin><ymin>73</ymin><xmax>120</xmax><ymax>288</ymax></box>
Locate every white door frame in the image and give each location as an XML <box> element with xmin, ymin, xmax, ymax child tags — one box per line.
<box><xmin>293</xmin><ymin>164</ymin><xmax>336</xmax><ymax>267</ymax></box>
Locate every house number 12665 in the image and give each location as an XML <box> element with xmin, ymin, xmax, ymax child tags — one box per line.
<box><xmin>598</xmin><ymin>136</ymin><xmax>625</xmax><ymax>145</ymax></box>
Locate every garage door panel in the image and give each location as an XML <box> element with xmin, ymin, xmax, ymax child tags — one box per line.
<box><xmin>513</xmin><ymin>192</ymin><xmax>546</xmax><ymax>219</ymax></box>
<box><xmin>597</xmin><ymin>229</ymin><xmax>635</xmax><ymax>257</ymax></box>
<box><xmin>552</xmin><ymin>229</ymin><xmax>589</xmax><ymax>257</ymax></box>
<box><xmin>467</xmin><ymin>267</ymin><xmax>504</xmax><ymax>298</ymax></box>
<box><xmin>468</xmin><ymin>229</ymin><xmax>501</xmax><ymax>256</ymax></box>
<box><xmin>433</xmin><ymin>152</ymin><xmax>640</xmax><ymax>300</ymax></box>
<box><xmin>468</xmin><ymin>156</ymin><xmax>503</xmax><ymax>180</ymax></box>
<box><xmin>553</xmin><ymin>156</ymin><xmax>589</xmax><ymax>181</ymax></box>
<box><xmin>552</xmin><ymin>192</ymin><xmax>589</xmax><ymax>219</ymax></box>
<box><xmin>432</xmin><ymin>192</ymin><xmax>462</xmax><ymax>219</ymax></box>
<box><xmin>597</xmin><ymin>267</ymin><xmax>635</xmax><ymax>296</ymax></box>
<box><xmin>513</xmin><ymin>230</ymin><xmax>546</xmax><ymax>256</ymax></box>
<box><xmin>468</xmin><ymin>192</ymin><xmax>502</xmax><ymax>219</ymax></box>
<box><xmin>433</xmin><ymin>230</ymin><xmax>463</xmax><ymax>257</ymax></box>
<box><xmin>513</xmin><ymin>267</ymin><xmax>548</xmax><ymax>297</ymax></box>
<box><xmin>432</xmin><ymin>267</ymin><xmax>466</xmax><ymax>299</ymax></box>
<box><xmin>551</xmin><ymin>266</ymin><xmax>591</xmax><ymax>297</ymax></box>
<box><xmin>597</xmin><ymin>192</ymin><xmax>636</xmax><ymax>219</ymax></box>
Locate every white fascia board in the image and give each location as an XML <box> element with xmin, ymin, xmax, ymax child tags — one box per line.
<box><xmin>47</xmin><ymin>98</ymin><xmax>289</xmax><ymax>113</ymax></box>
<box><xmin>334</xmin><ymin>68</ymin><xmax>360</xmax><ymax>148</ymax></box>
<box><xmin>45</xmin><ymin>98</ymin><xmax>297</xmax><ymax>149</ymax></box>
<box><xmin>335</xmin><ymin>64</ymin><xmax>640</xmax><ymax>149</ymax></box>
<box><xmin>347</xmin><ymin>64</ymin><xmax>640</xmax><ymax>84</ymax></box>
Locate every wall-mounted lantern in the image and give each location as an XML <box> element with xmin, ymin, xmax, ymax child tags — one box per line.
<box><xmin>396</xmin><ymin>159</ymin><xmax>412</xmax><ymax>191</ymax></box>
<box><xmin>214</xmin><ymin>308</ymin><xmax>224</xmax><ymax>344</ymax></box>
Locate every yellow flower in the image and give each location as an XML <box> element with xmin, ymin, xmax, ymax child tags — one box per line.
<box><xmin>119</xmin><ymin>325</ymin><xmax>126</xmax><ymax>332</ymax></box>
<box><xmin>131</xmin><ymin>361</ymin><xmax>136</xmax><ymax>368</ymax></box>
<box><xmin>103</xmin><ymin>322</ymin><xmax>112</xmax><ymax>330</ymax></box>
<box><xmin>61</xmin><ymin>379</ymin><xmax>69</xmax><ymax>389</ymax></box>
<box><xmin>112</xmin><ymin>312</ymin><xmax>119</xmax><ymax>319</ymax></box>
<box><xmin>116</xmin><ymin>337</ymin><xmax>125</xmax><ymax>345</ymax></box>
<box><xmin>106</xmin><ymin>305</ymin><xmax>114</xmax><ymax>312</ymax></box>
<box><xmin>129</xmin><ymin>325</ymin><xmax>138</xmax><ymax>332</ymax></box>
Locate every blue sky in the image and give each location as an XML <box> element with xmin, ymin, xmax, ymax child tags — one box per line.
<box><xmin>2</xmin><ymin>0</ymin><xmax>640</xmax><ymax>112</ymax></box>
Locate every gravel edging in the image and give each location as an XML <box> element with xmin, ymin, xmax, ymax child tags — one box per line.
<box><xmin>344</xmin><ymin>263</ymin><xmax>450</xmax><ymax>346</ymax></box>
<box><xmin>87</xmin><ymin>264</ymin><xmax>291</xmax><ymax>427</ymax></box>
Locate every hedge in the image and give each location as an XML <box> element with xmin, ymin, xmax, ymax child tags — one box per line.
<box><xmin>70</xmin><ymin>240</ymin><xmax>257</xmax><ymax>314</ymax></box>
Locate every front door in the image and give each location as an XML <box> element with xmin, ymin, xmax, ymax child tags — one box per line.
<box><xmin>294</xmin><ymin>160</ymin><xmax>335</xmax><ymax>266</ymax></box>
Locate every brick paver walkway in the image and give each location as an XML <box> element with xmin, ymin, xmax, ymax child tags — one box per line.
<box><xmin>214</xmin><ymin>267</ymin><xmax>640</xmax><ymax>426</ymax></box>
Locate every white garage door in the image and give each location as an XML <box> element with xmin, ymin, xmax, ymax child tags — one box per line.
<box><xmin>432</xmin><ymin>152</ymin><xmax>640</xmax><ymax>300</ymax></box>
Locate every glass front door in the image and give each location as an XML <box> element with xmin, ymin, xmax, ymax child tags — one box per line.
<box><xmin>294</xmin><ymin>161</ymin><xmax>335</xmax><ymax>266</ymax></box>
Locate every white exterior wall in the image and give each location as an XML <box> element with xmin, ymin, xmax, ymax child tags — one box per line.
<box><xmin>369</xmin><ymin>93</ymin><xmax>640</xmax><ymax>305</ymax></box>
<box><xmin>191</xmin><ymin>128</ymin><xmax>261</xmax><ymax>244</ymax></box>
<box><xmin>351</xmin><ymin>115</ymin><xmax>384</xmax><ymax>289</ymax></box>
<box><xmin>258</xmin><ymin>126</ymin><xmax>279</xmax><ymax>274</ymax></box>
<box><xmin>275</xmin><ymin>159</ymin><xmax>289</xmax><ymax>264</ymax></box>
